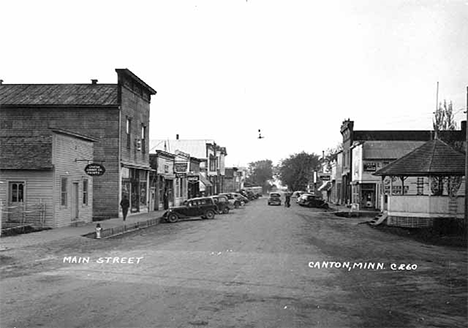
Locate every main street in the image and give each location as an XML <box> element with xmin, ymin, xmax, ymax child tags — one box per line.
<box><xmin>1</xmin><ymin>198</ymin><xmax>466</xmax><ymax>328</ymax></box>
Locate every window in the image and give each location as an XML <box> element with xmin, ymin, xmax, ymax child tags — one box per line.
<box><xmin>417</xmin><ymin>177</ymin><xmax>424</xmax><ymax>195</ymax></box>
<box><xmin>210</xmin><ymin>156</ymin><xmax>217</xmax><ymax>171</ymax></box>
<box><xmin>61</xmin><ymin>177</ymin><xmax>68</xmax><ymax>206</ymax></box>
<box><xmin>83</xmin><ymin>179</ymin><xmax>89</xmax><ymax>205</ymax></box>
<box><xmin>141</xmin><ymin>124</ymin><xmax>146</xmax><ymax>154</ymax></box>
<box><xmin>126</xmin><ymin>117</ymin><xmax>132</xmax><ymax>149</ymax></box>
<box><xmin>9</xmin><ymin>182</ymin><xmax>24</xmax><ymax>203</ymax></box>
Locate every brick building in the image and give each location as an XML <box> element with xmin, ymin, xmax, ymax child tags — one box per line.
<box><xmin>0</xmin><ymin>69</ymin><xmax>156</xmax><ymax>222</ymax></box>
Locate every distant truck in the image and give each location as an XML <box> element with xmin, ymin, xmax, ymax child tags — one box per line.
<box><xmin>244</xmin><ymin>186</ymin><xmax>262</xmax><ymax>196</ymax></box>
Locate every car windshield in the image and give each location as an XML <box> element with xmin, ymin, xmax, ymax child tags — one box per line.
<box><xmin>270</xmin><ymin>193</ymin><xmax>281</xmax><ymax>198</ymax></box>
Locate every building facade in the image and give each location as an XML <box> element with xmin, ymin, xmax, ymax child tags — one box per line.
<box><xmin>0</xmin><ymin>129</ymin><xmax>96</xmax><ymax>228</ymax></box>
<box><xmin>0</xmin><ymin>69</ymin><xmax>157</xmax><ymax>220</ymax></box>
<box><xmin>150</xmin><ymin>138</ymin><xmax>226</xmax><ymax>196</ymax></box>
<box><xmin>339</xmin><ymin>119</ymin><xmax>466</xmax><ymax>209</ymax></box>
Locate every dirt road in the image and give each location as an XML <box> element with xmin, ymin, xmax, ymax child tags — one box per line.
<box><xmin>1</xmin><ymin>199</ymin><xmax>466</xmax><ymax>327</ymax></box>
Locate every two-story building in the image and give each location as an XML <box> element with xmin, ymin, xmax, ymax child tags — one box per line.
<box><xmin>0</xmin><ymin>69</ymin><xmax>157</xmax><ymax>222</ymax></box>
<box><xmin>339</xmin><ymin>119</ymin><xmax>466</xmax><ymax>210</ymax></box>
<box><xmin>150</xmin><ymin>138</ymin><xmax>226</xmax><ymax>196</ymax></box>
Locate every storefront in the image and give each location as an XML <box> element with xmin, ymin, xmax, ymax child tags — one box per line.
<box><xmin>121</xmin><ymin>165</ymin><xmax>150</xmax><ymax>213</ymax></box>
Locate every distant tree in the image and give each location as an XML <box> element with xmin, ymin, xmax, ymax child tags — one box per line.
<box><xmin>278</xmin><ymin>152</ymin><xmax>320</xmax><ymax>191</ymax></box>
<box><xmin>246</xmin><ymin>160</ymin><xmax>274</xmax><ymax>193</ymax></box>
<box><xmin>433</xmin><ymin>99</ymin><xmax>463</xmax><ymax>151</ymax></box>
<box><xmin>433</xmin><ymin>100</ymin><xmax>457</xmax><ymax>133</ymax></box>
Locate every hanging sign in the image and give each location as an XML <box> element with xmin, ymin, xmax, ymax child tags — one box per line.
<box><xmin>85</xmin><ymin>163</ymin><xmax>106</xmax><ymax>176</ymax></box>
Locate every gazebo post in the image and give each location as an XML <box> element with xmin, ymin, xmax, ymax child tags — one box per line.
<box><xmin>400</xmin><ymin>176</ymin><xmax>407</xmax><ymax>195</ymax></box>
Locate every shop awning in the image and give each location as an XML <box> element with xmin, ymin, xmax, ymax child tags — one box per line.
<box><xmin>199</xmin><ymin>174</ymin><xmax>212</xmax><ymax>187</ymax></box>
<box><xmin>318</xmin><ymin>180</ymin><xmax>332</xmax><ymax>191</ymax></box>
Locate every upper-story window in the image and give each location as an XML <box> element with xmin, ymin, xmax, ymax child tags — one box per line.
<box><xmin>141</xmin><ymin>125</ymin><xmax>146</xmax><ymax>154</ymax></box>
<box><xmin>126</xmin><ymin>117</ymin><xmax>132</xmax><ymax>149</ymax></box>
<box><xmin>209</xmin><ymin>156</ymin><xmax>217</xmax><ymax>171</ymax></box>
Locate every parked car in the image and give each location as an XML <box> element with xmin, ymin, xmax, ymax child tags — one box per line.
<box><xmin>267</xmin><ymin>192</ymin><xmax>282</xmax><ymax>206</ymax></box>
<box><xmin>210</xmin><ymin>195</ymin><xmax>231</xmax><ymax>214</ymax></box>
<box><xmin>219</xmin><ymin>193</ymin><xmax>242</xmax><ymax>208</ymax></box>
<box><xmin>297</xmin><ymin>194</ymin><xmax>329</xmax><ymax>209</ymax></box>
<box><xmin>163</xmin><ymin>197</ymin><xmax>217</xmax><ymax>223</ymax></box>
<box><xmin>240</xmin><ymin>189</ymin><xmax>260</xmax><ymax>200</ymax></box>
<box><xmin>231</xmin><ymin>192</ymin><xmax>249</xmax><ymax>205</ymax></box>
<box><xmin>292</xmin><ymin>191</ymin><xmax>306</xmax><ymax>198</ymax></box>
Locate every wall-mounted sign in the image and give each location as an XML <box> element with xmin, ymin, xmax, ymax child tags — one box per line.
<box><xmin>174</xmin><ymin>162</ymin><xmax>188</xmax><ymax>173</ymax></box>
<box><xmin>188</xmin><ymin>175</ymin><xmax>199</xmax><ymax>183</ymax></box>
<box><xmin>85</xmin><ymin>163</ymin><xmax>106</xmax><ymax>176</ymax></box>
<box><xmin>364</xmin><ymin>162</ymin><xmax>377</xmax><ymax>171</ymax></box>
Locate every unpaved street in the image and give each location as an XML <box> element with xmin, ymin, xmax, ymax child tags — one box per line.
<box><xmin>1</xmin><ymin>200</ymin><xmax>467</xmax><ymax>328</ymax></box>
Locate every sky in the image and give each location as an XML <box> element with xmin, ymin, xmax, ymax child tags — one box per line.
<box><xmin>1</xmin><ymin>0</ymin><xmax>467</xmax><ymax>167</ymax></box>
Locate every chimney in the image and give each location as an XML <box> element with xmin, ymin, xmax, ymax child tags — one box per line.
<box><xmin>91</xmin><ymin>79</ymin><xmax>98</xmax><ymax>85</ymax></box>
<box><xmin>176</xmin><ymin>134</ymin><xmax>179</xmax><ymax>140</ymax></box>
<box><xmin>461</xmin><ymin>120</ymin><xmax>466</xmax><ymax>133</ymax></box>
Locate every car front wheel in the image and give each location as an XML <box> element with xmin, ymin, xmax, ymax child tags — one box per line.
<box><xmin>204</xmin><ymin>210</ymin><xmax>215</xmax><ymax>219</ymax></box>
<box><xmin>167</xmin><ymin>213</ymin><xmax>179</xmax><ymax>223</ymax></box>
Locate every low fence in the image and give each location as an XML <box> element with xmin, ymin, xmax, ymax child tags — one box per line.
<box><xmin>1</xmin><ymin>201</ymin><xmax>47</xmax><ymax>232</ymax></box>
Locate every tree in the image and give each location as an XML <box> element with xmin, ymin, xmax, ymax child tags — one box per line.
<box><xmin>433</xmin><ymin>99</ymin><xmax>457</xmax><ymax>134</ymax></box>
<box><xmin>322</xmin><ymin>144</ymin><xmax>343</xmax><ymax>172</ymax></box>
<box><xmin>277</xmin><ymin>152</ymin><xmax>320</xmax><ymax>191</ymax></box>
<box><xmin>246</xmin><ymin>160</ymin><xmax>274</xmax><ymax>193</ymax></box>
<box><xmin>433</xmin><ymin>99</ymin><xmax>463</xmax><ymax>151</ymax></box>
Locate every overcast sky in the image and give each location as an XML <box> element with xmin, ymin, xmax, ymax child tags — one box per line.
<box><xmin>1</xmin><ymin>0</ymin><xmax>467</xmax><ymax>167</ymax></box>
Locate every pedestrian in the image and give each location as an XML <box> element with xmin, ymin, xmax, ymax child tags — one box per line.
<box><xmin>120</xmin><ymin>195</ymin><xmax>130</xmax><ymax>221</ymax></box>
<box><xmin>285</xmin><ymin>192</ymin><xmax>291</xmax><ymax>208</ymax></box>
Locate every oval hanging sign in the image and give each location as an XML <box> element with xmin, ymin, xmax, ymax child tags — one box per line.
<box><xmin>85</xmin><ymin>163</ymin><xmax>106</xmax><ymax>176</ymax></box>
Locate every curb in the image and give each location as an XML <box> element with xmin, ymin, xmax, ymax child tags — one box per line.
<box><xmin>83</xmin><ymin>217</ymin><xmax>163</xmax><ymax>239</ymax></box>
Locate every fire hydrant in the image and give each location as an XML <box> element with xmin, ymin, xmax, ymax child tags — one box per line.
<box><xmin>95</xmin><ymin>223</ymin><xmax>102</xmax><ymax>239</ymax></box>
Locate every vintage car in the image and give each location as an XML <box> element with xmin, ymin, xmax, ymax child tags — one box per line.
<box><xmin>297</xmin><ymin>194</ymin><xmax>329</xmax><ymax>209</ymax></box>
<box><xmin>231</xmin><ymin>192</ymin><xmax>249</xmax><ymax>205</ymax></box>
<box><xmin>267</xmin><ymin>192</ymin><xmax>282</xmax><ymax>206</ymax></box>
<box><xmin>163</xmin><ymin>197</ymin><xmax>217</xmax><ymax>223</ymax></box>
<box><xmin>219</xmin><ymin>193</ymin><xmax>242</xmax><ymax>208</ymax></box>
<box><xmin>210</xmin><ymin>195</ymin><xmax>231</xmax><ymax>214</ymax></box>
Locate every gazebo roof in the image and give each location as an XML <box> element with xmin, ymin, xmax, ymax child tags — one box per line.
<box><xmin>373</xmin><ymin>138</ymin><xmax>466</xmax><ymax>177</ymax></box>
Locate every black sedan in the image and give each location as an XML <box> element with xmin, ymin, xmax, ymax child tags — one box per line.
<box><xmin>163</xmin><ymin>197</ymin><xmax>217</xmax><ymax>223</ymax></box>
<box><xmin>297</xmin><ymin>194</ymin><xmax>329</xmax><ymax>209</ymax></box>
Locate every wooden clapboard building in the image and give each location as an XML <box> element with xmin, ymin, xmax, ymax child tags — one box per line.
<box><xmin>0</xmin><ymin>69</ymin><xmax>157</xmax><ymax>225</ymax></box>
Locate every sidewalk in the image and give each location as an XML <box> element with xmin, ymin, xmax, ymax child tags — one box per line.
<box><xmin>0</xmin><ymin>210</ymin><xmax>166</xmax><ymax>251</ymax></box>
<box><xmin>328</xmin><ymin>203</ymin><xmax>380</xmax><ymax>218</ymax></box>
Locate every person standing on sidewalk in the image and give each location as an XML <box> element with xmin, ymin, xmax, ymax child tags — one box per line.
<box><xmin>120</xmin><ymin>195</ymin><xmax>130</xmax><ymax>221</ymax></box>
<box><xmin>285</xmin><ymin>192</ymin><xmax>291</xmax><ymax>208</ymax></box>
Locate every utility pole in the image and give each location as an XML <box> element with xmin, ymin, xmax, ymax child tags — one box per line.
<box><xmin>465</xmin><ymin>86</ymin><xmax>467</xmax><ymax>220</ymax></box>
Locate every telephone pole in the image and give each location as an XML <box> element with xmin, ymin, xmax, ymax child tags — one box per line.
<box><xmin>465</xmin><ymin>86</ymin><xmax>467</xmax><ymax>220</ymax></box>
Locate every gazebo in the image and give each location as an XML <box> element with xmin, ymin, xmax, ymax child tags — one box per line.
<box><xmin>373</xmin><ymin>139</ymin><xmax>465</xmax><ymax>227</ymax></box>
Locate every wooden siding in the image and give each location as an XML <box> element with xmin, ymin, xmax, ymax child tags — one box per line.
<box><xmin>0</xmin><ymin>170</ymin><xmax>54</xmax><ymax>227</ymax></box>
<box><xmin>1</xmin><ymin>106</ymin><xmax>120</xmax><ymax>219</ymax></box>
<box><xmin>53</xmin><ymin>132</ymin><xmax>94</xmax><ymax>227</ymax></box>
<box><xmin>120</xmin><ymin>87</ymin><xmax>151</xmax><ymax>166</ymax></box>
